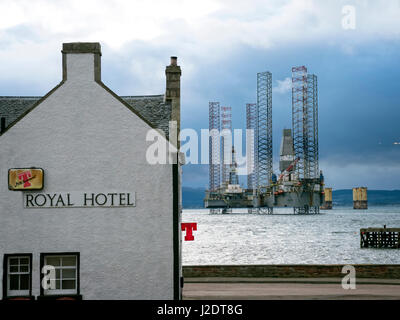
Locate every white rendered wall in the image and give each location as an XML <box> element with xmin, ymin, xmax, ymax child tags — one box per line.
<box><xmin>0</xmin><ymin>53</ymin><xmax>178</xmax><ymax>299</ymax></box>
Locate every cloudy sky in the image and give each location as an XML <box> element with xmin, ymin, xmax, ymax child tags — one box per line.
<box><xmin>0</xmin><ymin>0</ymin><xmax>399</xmax><ymax>190</ymax></box>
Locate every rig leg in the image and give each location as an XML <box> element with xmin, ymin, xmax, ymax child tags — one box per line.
<box><xmin>257</xmin><ymin>207</ymin><xmax>273</xmax><ymax>215</ymax></box>
<box><xmin>293</xmin><ymin>206</ymin><xmax>320</xmax><ymax>215</ymax></box>
<box><xmin>210</xmin><ymin>208</ymin><xmax>221</xmax><ymax>214</ymax></box>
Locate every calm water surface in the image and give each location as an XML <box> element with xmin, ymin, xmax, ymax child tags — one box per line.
<box><xmin>182</xmin><ymin>206</ymin><xmax>400</xmax><ymax>265</ymax></box>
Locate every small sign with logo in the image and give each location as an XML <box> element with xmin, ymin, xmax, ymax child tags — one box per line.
<box><xmin>8</xmin><ymin>168</ymin><xmax>44</xmax><ymax>191</ymax></box>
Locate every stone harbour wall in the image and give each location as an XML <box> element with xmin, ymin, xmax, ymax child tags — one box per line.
<box><xmin>183</xmin><ymin>265</ymin><xmax>400</xmax><ymax>279</ymax></box>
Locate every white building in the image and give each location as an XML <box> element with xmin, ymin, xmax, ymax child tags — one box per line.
<box><xmin>0</xmin><ymin>42</ymin><xmax>182</xmax><ymax>300</ymax></box>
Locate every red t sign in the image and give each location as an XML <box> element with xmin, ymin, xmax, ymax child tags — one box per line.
<box><xmin>181</xmin><ymin>223</ymin><xmax>197</xmax><ymax>241</ymax></box>
<box><xmin>18</xmin><ymin>171</ymin><xmax>32</xmax><ymax>188</ymax></box>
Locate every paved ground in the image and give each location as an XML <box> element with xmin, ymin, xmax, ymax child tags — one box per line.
<box><xmin>183</xmin><ymin>278</ymin><xmax>400</xmax><ymax>300</ymax></box>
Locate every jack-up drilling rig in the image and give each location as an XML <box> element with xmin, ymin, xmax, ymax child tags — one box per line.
<box><xmin>204</xmin><ymin>66</ymin><xmax>324</xmax><ymax>214</ymax></box>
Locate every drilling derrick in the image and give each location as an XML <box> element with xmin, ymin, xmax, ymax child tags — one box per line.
<box><xmin>292</xmin><ymin>66</ymin><xmax>319</xmax><ymax>180</ymax></box>
<box><xmin>246</xmin><ymin>103</ymin><xmax>257</xmax><ymax>190</ymax></box>
<box><xmin>221</xmin><ymin>106</ymin><xmax>232</xmax><ymax>185</ymax></box>
<box><xmin>308</xmin><ymin>74</ymin><xmax>319</xmax><ymax>178</ymax></box>
<box><xmin>291</xmin><ymin>66</ymin><xmax>320</xmax><ymax>214</ymax></box>
<box><xmin>209</xmin><ymin>102</ymin><xmax>221</xmax><ymax>192</ymax></box>
<box><xmin>229</xmin><ymin>146</ymin><xmax>239</xmax><ymax>185</ymax></box>
<box><xmin>292</xmin><ymin>66</ymin><xmax>307</xmax><ymax>180</ymax></box>
<box><xmin>256</xmin><ymin>72</ymin><xmax>273</xmax><ymax>192</ymax></box>
<box><xmin>255</xmin><ymin>72</ymin><xmax>273</xmax><ymax>214</ymax></box>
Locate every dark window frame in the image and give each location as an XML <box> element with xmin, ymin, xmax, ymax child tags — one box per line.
<box><xmin>2</xmin><ymin>253</ymin><xmax>33</xmax><ymax>300</ymax></box>
<box><xmin>38</xmin><ymin>252</ymin><xmax>81</xmax><ymax>300</ymax></box>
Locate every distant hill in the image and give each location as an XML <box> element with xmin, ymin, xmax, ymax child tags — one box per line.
<box><xmin>182</xmin><ymin>187</ymin><xmax>206</xmax><ymax>208</ymax></box>
<box><xmin>182</xmin><ymin>187</ymin><xmax>400</xmax><ymax>209</ymax></box>
<box><xmin>331</xmin><ymin>189</ymin><xmax>400</xmax><ymax>206</ymax></box>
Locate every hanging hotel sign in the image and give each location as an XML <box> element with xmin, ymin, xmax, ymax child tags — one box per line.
<box><xmin>9</xmin><ymin>168</ymin><xmax>44</xmax><ymax>191</ymax></box>
<box><xmin>23</xmin><ymin>192</ymin><xmax>136</xmax><ymax>208</ymax></box>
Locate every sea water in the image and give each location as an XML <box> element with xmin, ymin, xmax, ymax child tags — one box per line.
<box><xmin>182</xmin><ymin>206</ymin><xmax>400</xmax><ymax>265</ymax></box>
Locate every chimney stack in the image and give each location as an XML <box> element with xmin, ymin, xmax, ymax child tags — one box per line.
<box><xmin>165</xmin><ymin>56</ymin><xmax>182</xmax><ymax>149</ymax></box>
<box><xmin>62</xmin><ymin>42</ymin><xmax>102</xmax><ymax>82</ymax></box>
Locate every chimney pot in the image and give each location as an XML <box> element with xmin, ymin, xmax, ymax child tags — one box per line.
<box><xmin>170</xmin><ymin>56</ymin><xmax>177</xmax><ymax>66</ymax></box>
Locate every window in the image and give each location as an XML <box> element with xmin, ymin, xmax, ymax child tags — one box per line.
<box><xmin>42</xmin><ymin>254</ymin><xmax>79</xmax><ymax>296</ymax></box>
<box><xmin>3</xmin><ymin>254</ymin><xmax>32</xmax><ymax>298</ymax></box>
